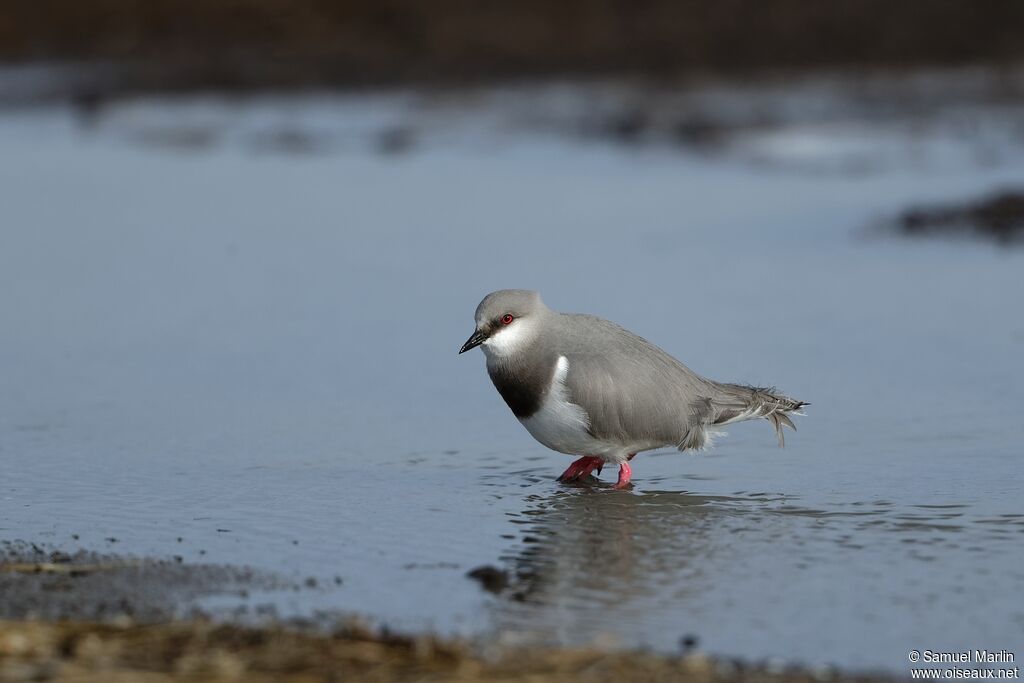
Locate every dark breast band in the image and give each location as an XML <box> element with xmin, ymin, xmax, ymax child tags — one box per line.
<box><xmin>487</xmin><ymin>353</ymin><xmax>558</xmax><ymax>419</ymax></box>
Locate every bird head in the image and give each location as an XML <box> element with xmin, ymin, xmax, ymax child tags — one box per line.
<box><xmin>459</xmin><ymin>289</ymin><xmax>546</xmax><ymax>358</ymax></box>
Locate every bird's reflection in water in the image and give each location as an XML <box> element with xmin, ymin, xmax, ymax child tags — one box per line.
<box><xmin>491</xmin><ymin>486</ymin><xmax>752</xmax><ymax>647</ymax></box>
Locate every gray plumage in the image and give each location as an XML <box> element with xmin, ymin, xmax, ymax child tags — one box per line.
<box><xmin>462</xmin><ymin>289</ymin><xmax>806</xmax><ymax>464</ymax></box>
<box><xmin>550</xmin><ymin>313</ymin><xmax>802</xmax><ymax>450</ymax></box>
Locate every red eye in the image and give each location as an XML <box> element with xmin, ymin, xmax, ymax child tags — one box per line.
<box><xmin>501</xmin><ymin>314</ymin><xmax>514</xmax><ymax>325</ymax></box>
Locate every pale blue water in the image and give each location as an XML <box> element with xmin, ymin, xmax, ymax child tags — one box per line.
<box><xmin>2</xmin><ymin>82</ymin><xmax>1023</xmax><ymax>672</ymax></box>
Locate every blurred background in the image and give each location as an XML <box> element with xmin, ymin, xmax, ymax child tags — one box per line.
<box><xmin>3</xmin><ymin>0</ymin><xmax>1024</xmax><ymax>88</ymax></box>
<box><xmin>2</xmin><ymin>1</ymin><xmax>1023</xmax><ymax>676</ymax></box>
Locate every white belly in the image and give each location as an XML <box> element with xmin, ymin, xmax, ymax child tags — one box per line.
<box><xmin>519</xmin><ymin>356</ymin><xmax>632</xmax><ymax>462</ymax></box>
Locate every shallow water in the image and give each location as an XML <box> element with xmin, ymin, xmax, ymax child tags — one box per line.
<box><xmin>2</xmin><ymin>81</ymin><xmax>1023</xmax><ymax>672</ymax></box>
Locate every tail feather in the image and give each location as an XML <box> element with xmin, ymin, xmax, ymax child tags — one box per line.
<box><xmin>710</xmin><ymin>383</ymin><xmax>807</xmax><ymax>448</ymax></box>
<box><xmin>768</xmin><ymin>411</ymin><xmax>792</xmax><ymax>447</ymax></box>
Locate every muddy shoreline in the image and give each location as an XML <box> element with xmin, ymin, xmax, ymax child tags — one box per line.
<box><xmin>0</xmin><ymin>544</ymin><xmax>898</xmax><ymax>682</ymax></box>
<box><xmin>0</xmin><ymin>618</ymin><xmax>899</xmax><ymax>683</ymax></box>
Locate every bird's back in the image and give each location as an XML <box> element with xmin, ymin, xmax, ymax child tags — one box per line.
<box><xmin>548</xmin><ymin>313</ymin><xmax>719</xmax><ymax>450</ymax></box>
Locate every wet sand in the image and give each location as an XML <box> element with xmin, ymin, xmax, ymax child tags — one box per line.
<box><xmin>0</xmin><ymin>542</ymin><xmax>289</xmax><ymax>623</ymax></box>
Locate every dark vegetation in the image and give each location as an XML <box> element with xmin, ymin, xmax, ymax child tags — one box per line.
<box><xmin>899</xmin><ymin>190</ymin><xmax>1024</xmax><ymax>245</ymax></box>
<box><xmin>2</xmin><ymin>0</ymin><xmax>1024</xmax><ymax>92</ymax></box>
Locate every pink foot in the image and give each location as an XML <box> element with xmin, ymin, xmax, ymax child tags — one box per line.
<box><xmin>611</xmin><ymin>461</ymin><xmax>633</xmax><ymax>489</ymax></box>
<box><xmin>557</xmin><ymin>455</ymin><xmax>603</xmax><ymax>483</ymax></box>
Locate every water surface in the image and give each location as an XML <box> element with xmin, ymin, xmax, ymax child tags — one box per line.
<box><xmin>2</xmin><ymin>82</ymin><xmax>1023</xmax><ymax>672</ymax></box>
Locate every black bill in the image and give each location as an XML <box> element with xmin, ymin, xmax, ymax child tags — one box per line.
<box><xmin>459</xmin><ymin>329</ymin><xmax>488</xmax><ymax>354</ymax></box>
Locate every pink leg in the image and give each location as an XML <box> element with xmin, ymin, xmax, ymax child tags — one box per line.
<box><xmin>557</xmin><ymin>455</ymin><xmax>603</xmax><ymax>482</ymax></box>
<box><xmin>611</xmin><ymin>461</ymin><xmax>633</xmax><ymax>489</ymax></box>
